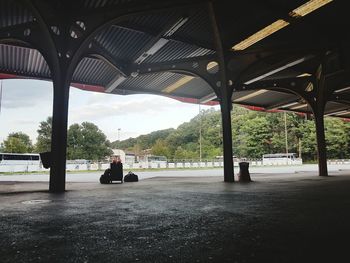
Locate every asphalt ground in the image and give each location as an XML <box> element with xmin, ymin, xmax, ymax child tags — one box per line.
<box><xmin>1</xmin><ymin>170</ymin><xmax>350</xmax><ymax>262</ymax></box>
<box><xmin>1</xmin><ymin>163</ymin><xmax>350</xmax><ymax>183</ymax></box>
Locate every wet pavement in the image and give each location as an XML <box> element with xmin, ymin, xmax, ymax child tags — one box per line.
<box><xmin>1</xmin><ymin>171</ymin><xmax>350</xmax><ymax>262</ymax></box>
<box><xmin>1</xmin><ymin>163</ymin><xmax>350</xmax><ymax>183</ymax></box>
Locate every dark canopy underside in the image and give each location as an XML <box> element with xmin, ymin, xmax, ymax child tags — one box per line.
<box><xmin>0</xmin><ymin>0</ymin><xmax>349</xmax><ymax>117</ymax></box>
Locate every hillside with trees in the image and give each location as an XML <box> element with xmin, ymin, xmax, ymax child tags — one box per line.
<box><xmin>1</xmin><ymin>106</ymin><xmax>349</xmax><ymax>161</ymax></box>
<box><xmin>111</xmin><ymin>106</ymin><xmax>350</xmax><ymax>161</ymax></box>
<box><xmin>111</xmin><ymin>128</ymin><xmax>175</xmax><ymax>154</ymax></box>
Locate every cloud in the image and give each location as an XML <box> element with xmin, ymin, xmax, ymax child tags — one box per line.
<box><xmin>10</xmin><ymin>119</ymin><xmax>38</xmax><ymax>126</ymax></box>
<box><xmin>0</xmin><ymin>79</ymin><xmax>219</xmax><ymax>144</ymax></box>
<box><xmin>104</xmin><ymin>130</ymin><xmax>141</xmax><ymax>141</ymax></box>
<box><xmin>69</xmin><ymin>95</ymin><xmax>181</xmax><ymax>122</ymax></box>
<box><xmin>1</xmin><ymin>79</ymin><xmax>52</xmax><ymax>109</ymax></box>
<box><xmin>86</xmin><ymin>92</ymin><xmax>114</xmax><ymax>105</ymax></box>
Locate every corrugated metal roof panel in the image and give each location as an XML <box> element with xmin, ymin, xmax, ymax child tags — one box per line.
<box><xmin>0</xmin><ymin>44</ymin><xmax>50</xmax><ymax>77</ymax></box>
<box><xmin>233</xmin><ymin>90</ymin><xmax>299</xmax><ymax>108</ymax></box>
<box><xmin>118</xmin><ymin>72</ymin><xmax>185</xmax><ymax>92</ymax></box>
<box><xmin>116</xmin><ymin>71</ymin><xmax>213</xmax><ymax>99</ymax></box>
<box><xmin>143</xmin><ymin>40</ymin><xmax>215</xmax><ymax>63</ymax></box>
<box><xmin>121</xmin><ymin>11</ymin><xmax>180</xmax><ymax>34</ymax></box>
<box><xmin>72</xmin><ymin>57</ymin><xmax>118</xmax><ymax>86</ymax></box>
<box><xmin>94</xmin><ymin>12</ymin><xmax>215</xmax><ymax>65</ymax></box>
<box><xmin>0</xmin><ymin>0</ymin><xmax>33</xmax><ymax>28</ymax></box>
<box><xmin>173</xmin><ymin>9</ymin><xmax>214</xmax><ymax>49</ymax></box>
<box><xmin>325</xmin><ymin>102</ymin><xmax>349</xmax><ymax>114</ymax></box>
<box><xmin>82</xmin><ymin>0</ymin><xmax>132</xmax><ymax>9</ymax></box>
<box><xmin>95</xmin><ymin>26</ymin><xmax>153</xmax><ymax>61</ymax></box>
<box><xmin>173</xmin><ymin>77</ymin><xmax>213</xmax><ymax>98</ymax></box>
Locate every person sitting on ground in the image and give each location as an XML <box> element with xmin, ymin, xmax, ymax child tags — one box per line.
<box><xmin>110</xmin><ymin>155</ymin><xmax>123</xmax><ymax>183</ymax></box>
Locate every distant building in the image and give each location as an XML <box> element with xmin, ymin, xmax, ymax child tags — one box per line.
<box><xmin>112</xmin><ymin>149</ymin><xmax>136</xmax><ymax>165</ymax></box>
<box><xmin>262</xmin><ymin>153</ymin><xmax>302</xmax><ymax>165</ymax></box>
<box><xmin>139</xmin><ymin>154</ymin><xmax>167</xmax><ymax>164</ymax></box>
<box><xmin>141</xmin><ymin>149</ymin><xmax>152</xmax><ymax>155</ymax></box>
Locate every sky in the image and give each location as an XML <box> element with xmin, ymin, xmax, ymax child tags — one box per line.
<box><xmin>0</xmin><ymin>79</ymin><xmax>219</xmax><ymax>144</ymax></box>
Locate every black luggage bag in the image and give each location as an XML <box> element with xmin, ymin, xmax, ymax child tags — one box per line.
<box><xmin>124</xmin><ymin>171</ymin><xmax>139</xmax><ymax>182</ymax></box>
<box><xmin>100</xmin><ymin>169</ymin><xmax>111</xmax><ymax>184</ymax></box>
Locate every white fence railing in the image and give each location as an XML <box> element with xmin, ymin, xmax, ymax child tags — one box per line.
<box><xmin>1</xmin><ymin>159</ymin><xmax>350</xmax><ymax>173</ymax></box>
<box><xmin>327</xmin><ymin>159</ymin><xmax>350</xmax><ymax>165</ymax></box>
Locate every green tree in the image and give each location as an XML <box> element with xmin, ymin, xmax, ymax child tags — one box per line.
<box><xmin>241</xmin><ymin>117</ymin><xmax>271</xmax><ymax>158</ymax></box>
<box><xmin>133</xmin><ymin>143</ymin><xmax>142</xmax><ymax>157</ymax></box>
<box><xmin>111</xmin><ymin>128</ymin><xmax>174</xmax><ymax>150</ymax></box>
<box><xmin>267</xmin><ymin>112</ymin><xmax>303</xmax><ymax>155</ymax></box>
<box><xmin>1</xmin><ymin>132</ymin><xmax>33</xmax><ymax>153</ymax></box>
<box><xmin>67</xmin><ymin>122</ymin><xmax>113</xmax><ymax>160</ymax></box>
<box><xmin>201</xmin><ymin>143</ymin><xmax>221</xmax><ymax>159</ymax></box>
<box><xmin>67</xmin><ymin>123</ymin><xmax>84</xmax><ymax>159</ymax></box>
<box><xmin>107</xmin><ymin>105</ymin><xmax>350</xmax><ymax>162</ymax></box>
<box><xmin>325</xmin><ymin>117</ymin><xmax>350</xmax><ymax>159</ymax></box>
<box><xmin>173</xmin><ymin>146</ymin><xmax>196</xmax><ymax>160</ymax></box>
<box><xmin>151</xmin><ymin>139</ymin><xmax>171</xmax><ymax>158</ymax></box>
<box><xmin>173</xmin><ymin>146</ymin><xmax>186</xmax><ymax>160</ymax></box>
<box><xmin>35</xmin><ymin>117</ymin><xmax>52</xmax><ymax>152</ymax></box>
<box><xmin>299</xmin><ymin>119</ymin><xmax>317</xmax><ymax>161</ymax></box>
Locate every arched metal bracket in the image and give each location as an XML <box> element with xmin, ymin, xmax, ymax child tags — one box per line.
<box><xmin>129</xmin><ymin>55</ymin><xmax>222</xmax><ymax>96</ymax></box>
<box><xmin>83</xmin><ymin>41</ymin><xmax>129</xmax><ymax>77</ymax></box>
<box><xmin>330</xmin><ymin>93</ymin><xmax>350</xmax><ymax>105</ymax></box>
<box><xmin>233</xmin><ymin>76</ymin><xmax>314</xmax><ymax>102</ymax></box>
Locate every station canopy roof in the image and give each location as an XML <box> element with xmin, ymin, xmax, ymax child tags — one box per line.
<box><xmin>0</xmin><ymin>0</ymin><xmax>349</xmax><ymax>118</ymax></box>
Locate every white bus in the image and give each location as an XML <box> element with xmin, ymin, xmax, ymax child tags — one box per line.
<box><xmin>0</xmin><ymin>153</ymin><xmax>42</xmax><ymax>172</ymax></box>
<box><xmin>149</xmin><ymin>155</ymin><xmax>166</xmax><ymax>162</ymax></box>
<box><xmin>0</xmin><ymin>153</ymin><xmax>41</xmax><ymax>165</ymax></box>
<box><xmin>262</xmin><ymin>153</ymin><xmax>302</xmax><ymax>166</ymax></box>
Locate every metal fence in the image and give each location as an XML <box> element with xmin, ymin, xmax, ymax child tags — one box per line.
<box><xmin>1</xmin><ymin>159</ymin><xmax>350</xmax><ymax>173</ymax></box>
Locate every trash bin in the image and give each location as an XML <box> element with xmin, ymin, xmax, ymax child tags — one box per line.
<box><xmin>238</xmin><ymin>162</ymin><xmax>251</xmax><ymax>182</ymax></box>
<box><xmin>40</xmin><ymin>151</ymin><xmax>52</xmax><ymax>169</ymax></box>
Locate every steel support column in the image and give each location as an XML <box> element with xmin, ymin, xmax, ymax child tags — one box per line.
<box><xmin>314</xmin><ymin>108</ymin><xmax>328</xmax><ymax>176</ymax></box>
<box><xmin>49</xmin><ymin>71</ymin><xmax>70</xmax><ymax>192</ymax></box>
<box><xmin>311</xmin><ymin>62</ymin><xmax>329</xmax><ymax>177</ymax></box>
<box><xmin>220</xmin><ymin>94</ymin><xmax>234</xmax><ymax>182</ymax></box>
<box><xmin>208</xmin><ymin>2</ymin><xmax>234</xmax><ymax>182</ymax></box>
<box><xmin>21</xmin><ymin>0</ymin><xmax>71</xmax><ymax>192</ymax></box>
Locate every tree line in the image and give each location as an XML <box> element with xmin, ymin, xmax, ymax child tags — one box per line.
<box><xmin>111</xmin><ymin>106</ymin><xmax>350</xmax><ymax>161</ymax></box>
<box><xmin>1</xmin><ymin>106</ymin><xmax>349</xmax><ymax>161</ymax></box>
<box><xmin>0</xmin><ymin>117</ymin><xmax>112</xmax><ymax>161</ymax></box>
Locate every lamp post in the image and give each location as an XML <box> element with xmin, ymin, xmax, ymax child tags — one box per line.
<box><xmin>0</xmin><ymin>80</ymin><xmax>3</xmax><ymax>115</ymax></box>
<box><xmin>284</xmin><ymin>111</ymin><xmax>289</xmax><ymax>155</ymax></box>
<box><xmin>10</xmin><ymin>138</ymin><xmax>13</xmax><ymax>153</ymax></box>
<box><xmin>216</xmin><ymin>123</ymin><xmax>221</xmax><ymax>144</ymax></box>
<box><xmin>199</xmin><ymin>104</ymin><xmax>202</xmax><ymax>162</ymax></box>
<box><xmin>117</xmin><ymin>128</ymin><xmax>121</xmax><ymax>142</ymax></box>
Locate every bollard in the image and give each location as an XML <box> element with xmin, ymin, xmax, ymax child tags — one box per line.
<box><xmin>238</xmin><ymin>162</ymin><xmax>252</xmax><ymax>182</ymax></box>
